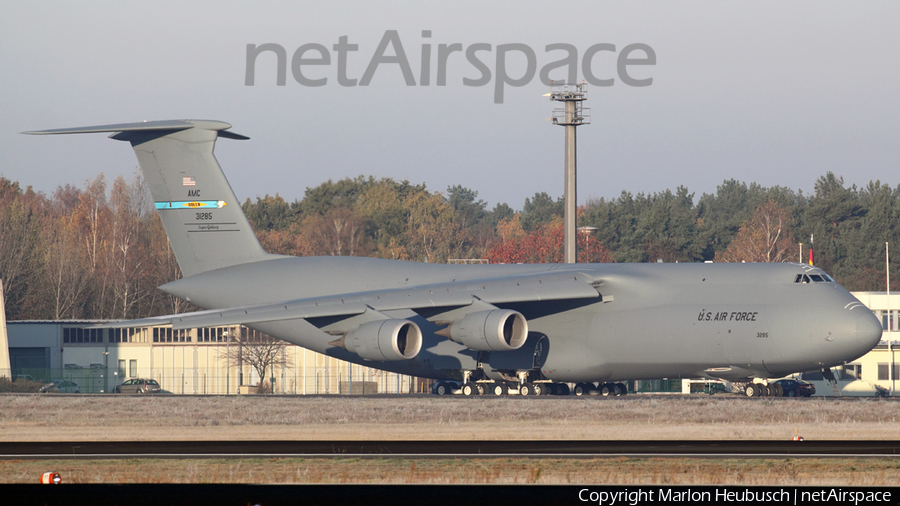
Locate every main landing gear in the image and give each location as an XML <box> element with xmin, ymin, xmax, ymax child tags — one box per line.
<box><xmin>741</xmin><ymin>382</ymin><xmax>783</xmax><ymax>397</ymax></box>
<box><xmin>489</xmin><ymin>382</ymin><xmax>570</xmax><ymax>396</ymax></box>
<box><xmin>432</xmin><ymin>369</ymin><xmax>629</xmax><ymax>397</ymax></box>
<box><xmin>432</xmin><ymin>380</ymin><xmax>628</xmax><ymax>396</ymax></box>
<box><xmin>573</xmin><ymin>382</ymin><xmax>628</xmax><ymax>397</ymax></box>
<box><xmin>432</xmin><ymin>381</ymin><xmax>575</xmax><ymax>396</ymax></box>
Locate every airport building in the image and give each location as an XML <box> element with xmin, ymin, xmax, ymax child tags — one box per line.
<box><xmin>4</xmin><ymin>322</ymin><xmax>417</xmax><ymax>395</ymax></box>
<box><xmin>836</xmin><ymin>292</ymin><xmax>898</xmax><ymax>395</ymax></box>
<box><xmin>2</xmin><ymin>291</ymin><xmax>898</xmax><ymax>396</ymax></box>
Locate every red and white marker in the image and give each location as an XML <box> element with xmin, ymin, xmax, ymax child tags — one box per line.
<box><xmin>40</xmin><ymin>472</ymin><xmax>61</xmax><ymax>484</ymax></box>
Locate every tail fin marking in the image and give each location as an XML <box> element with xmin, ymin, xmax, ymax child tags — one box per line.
<box><xmin>24</xmin><ymin>120</ymin><xmax>271</xmax><ymax>277</ymax></box>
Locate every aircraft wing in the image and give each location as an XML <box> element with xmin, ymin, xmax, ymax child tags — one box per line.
<box><xmin>97</xmin><ymin>270</ymin><xmax>601</xmax><ymax>330</ymax></box>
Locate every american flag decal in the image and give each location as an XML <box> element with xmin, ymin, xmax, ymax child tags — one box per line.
<box><xmin>183</xmin><ymin>176</ymin><xmax>196</xmax><ymax>186</ymax></box>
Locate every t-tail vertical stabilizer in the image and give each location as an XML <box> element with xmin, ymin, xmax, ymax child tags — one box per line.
<box><xmin>23</xmin><ymin>120</ymin><xmax>274</xmax><ymax>277</ymax></box>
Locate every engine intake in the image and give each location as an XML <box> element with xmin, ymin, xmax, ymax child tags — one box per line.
<box><xmin>443</xmin><ymin>310</ymin><xmax>528</xmax><ymax>352</ymax></box>
<box><xmin>336</xmin><ymin>319</ymin><xmax>423</xmax><ymax>361</ymax></box>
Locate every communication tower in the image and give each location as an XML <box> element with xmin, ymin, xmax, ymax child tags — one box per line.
<box><xmin>549</xmin><ymin>82</ymin><xmax>590</xmax><ymax>263</ymax></box>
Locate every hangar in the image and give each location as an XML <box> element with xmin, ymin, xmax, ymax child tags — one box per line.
<box><xmin>2</xmin><ymin>291</ymin><xmax>897</xmax><ymax>396</ymax></box>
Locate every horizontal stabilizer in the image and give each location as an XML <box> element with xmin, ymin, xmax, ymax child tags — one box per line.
<box><xmin>22</xmin><ymin>120</ymin><xmax>249</xmax><ymax>140</ymax></box>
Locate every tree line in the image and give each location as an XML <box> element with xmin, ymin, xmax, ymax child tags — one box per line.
<box><xmin>1</xmin><ymin>171</ymin><xmax>898</xmax><ymax>320</ymax></box>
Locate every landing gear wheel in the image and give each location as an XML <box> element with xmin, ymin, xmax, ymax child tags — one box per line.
<box><xmin>600</xmin><ymin>384</ymin><xmax>612</xmax><ymax>396</ymax></box>
<box><xmin>613</xmin><ymin>383</ymin><xmax>627</xmax><ymax>396</ymax></box>
<box><xmin>492</xmin><ymin>383</ymin><xmax>508</xmax><ymax>396</ymax></box>
<box><xmin>532</xmin><ymin>383</ymin><xmax>545</xmax><ymax>396</ymax></box>
<box><xmin>744</xmin><ymin>383</ymin><xmax>760</xmax><ymax>397</ymax></box>
<box><xmin>462</xmin><ymin>383</ymin><xmax>477</xmax><ymax>396</ymax></box>
<box><xmin>520</xmin><ymin>383</ymin><xmax>536</xmax><ymax>396</ymax></box>
<box><xmin>475</xmin><ymin>383</ymin><xmax>486</xmax><ymax>395</ymax></box>
<box><xmin>574</xmin><ymin>383</ymin><xmax>590</xmax><ymax>396</ymax></box>
<box><xmin>435</xmin><ymin>382</ymin><xmax>450</xmax><ymax>395</ymax></box>
<box><xmin>556</xmin><ymin>383</ymin><xmax>570</xmax><ymax>396</ymax></box>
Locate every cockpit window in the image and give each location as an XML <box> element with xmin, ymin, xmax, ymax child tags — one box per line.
<box><xmin>794</xmin><ymin>273</ymin><xmax>833</xmax><ymax>283</ymax></box>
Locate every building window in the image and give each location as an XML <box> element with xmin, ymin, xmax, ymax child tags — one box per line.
<box><xmin>878</xmin><ymin>310</ymin><xmax>896</xmax><ymax>331</ymax></box>
<box><xmin>878</xmin><ymin>363</ymin><xmax>900</xmax><ymax>381</ymax></box>
<box><xmin>174</xmin><ymin>329</ymin><xmax>191</xmax><ymax>343</ymax></box>
<box><xmin>843</xmin><ymin>364</ymin><xmax>862</xmax><ymax>379</ymax></box>
<box><xmin>111</xmin><ymin>328</ymin><xmax>148</xmax><ymax>343</ymax></box>
<box><xmin>63</xmin><ymin>327</ymin><xmax>104</xmax><ymax>343</ymax></box>
<box><xmin>129</xmin><ymin>360</ymin><xmax>137</xmax><ymax>378</ymax></box>
<box><xmin>197</xmin><ymin>327</ymin><xmax>227</xmax><ymax>343</ymax></box>
<box><xmin>117</xmin><ymin>360</ymin><xmax>126</xmax><ymax>379</ymax></box>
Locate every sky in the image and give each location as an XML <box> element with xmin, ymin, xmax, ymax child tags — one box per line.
<box><xmin>2</xmin><ymin>1</ymin><xmax>899</xmax><ymax>211</ymax></box>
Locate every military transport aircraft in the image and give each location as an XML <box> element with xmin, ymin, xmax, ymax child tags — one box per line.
<box><xmin>24</xmin><ymin>120</ymin><xmax>883</xmax><ymax>397</ymax></box>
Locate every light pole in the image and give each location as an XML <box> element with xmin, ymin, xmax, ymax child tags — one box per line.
<box><xmin>548</xmin><ymin>82</ymin><xmax>590</xmax><ymax>263</ymax></box>
<box><xmin>101</xmin><ymin>351</ymin><xmax>109</xmax><ymax>393</ymax></box>
<box><xmin>888</xmin><ymin>242</ymin><xmax>893</xmax><ymax>395</ymax></box>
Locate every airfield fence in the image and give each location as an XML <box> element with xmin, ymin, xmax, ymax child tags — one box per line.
<box><xmin>0</xmin><ymin>367</ymin><xmax>427</xmax><ymax>395</ymax></box>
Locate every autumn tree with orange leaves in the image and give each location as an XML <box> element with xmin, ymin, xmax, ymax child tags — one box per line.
<box><xmin>486</xmin><ymin>216</ymin><xmax>613</xmax><ymax>264</ymax></box>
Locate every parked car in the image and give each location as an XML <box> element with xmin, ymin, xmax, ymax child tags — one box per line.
<box><xmin>431</xmin><ymin>381</ymin><xmax>461</xmax><ymax>395</ymax></box>
<box><xmin>39</xmin><ymin>380</ymin><xmax>81</xmax><ymax>393</ymax></box>
<box><xmin>114</xmin><ymin>378</ymin><xmax>161</xmax><ymax>394</ymax></box>
<box><xmin>775</xmin><ymin>379</ymin><xmax>815</xmax><ymax>397</ymax></box>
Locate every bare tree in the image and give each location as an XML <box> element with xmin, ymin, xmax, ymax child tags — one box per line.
<box><xmin>223</xmin><ymin>327</ymin><xmax>294</xmax><ymax>393</ymax></box>
<box><xmin>0</xmin><ymin>179</ymin><xmax>44</xmax><ymax>318</ymax></box>
<box><xmin>715</xmin><ymin>201</ymin><xmax>796</xmax><ymax>263</ymax></box>
<box><xmin>304</xmin><ymin>206</ymin><xmax>369</xmax><ymax>257</ymax></box>
<box><xmin>41</xmin><ymin>214</ymin><xmax>90</xmax><ymax>319</ymax></box>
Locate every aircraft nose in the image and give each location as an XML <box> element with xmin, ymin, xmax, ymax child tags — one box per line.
<box><xmin>828</xmin><ymin>308</ymin><xmax>883</xmax><ymax>362</ymax></box>
<box><xmin>855</xmin><ymin>310</ymin><xmax>883</xmax><ymax>349</ymax></box>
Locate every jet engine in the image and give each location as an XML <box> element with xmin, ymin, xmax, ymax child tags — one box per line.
<box><xmin>336</xmin><ymin>319</ymin><xmax>423</xmax><ymax>361</ymax></box>
<box><xmin>440</xmin><ymin>310</ymin><xmax>528</xmax><ymax>352</ymax></box>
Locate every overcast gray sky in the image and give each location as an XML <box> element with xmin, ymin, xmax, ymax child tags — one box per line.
<box><xmin>2</xmin><ymin>1</ymin><xmax>898</xmax><ymax>210</ymax></box>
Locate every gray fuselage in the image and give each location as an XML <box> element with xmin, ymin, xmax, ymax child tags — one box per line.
<box><xmin>160</xmin><ymin>257</ymin><xmax>883</xmax><ymax>383</ymax></box>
